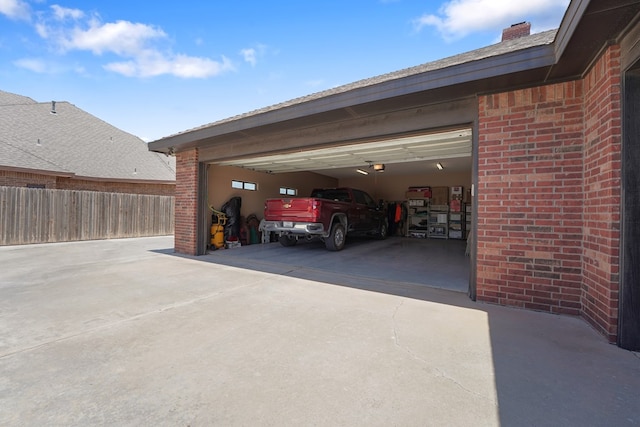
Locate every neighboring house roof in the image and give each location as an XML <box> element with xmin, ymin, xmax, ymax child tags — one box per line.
<box><xmin>0</xmin><ymin>91</ymin><xmax>37</xmax><ymax>106</ymax></box>
<box><xmin>0</xmin><ymin>90</ymin><xmax>175</xmax><ymax>183</ymax></box>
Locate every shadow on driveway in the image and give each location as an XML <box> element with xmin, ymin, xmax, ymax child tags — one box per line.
<box><xmin>167</xmin><ymin>236</ymin><xmax>471</xmax><ymax>294</ymax></box>
<box><xmin>163</xmin><ymin>236</ymin><xmax>640</xmax><ymax>426</ymax></box>
<box><xmin>1</xmin><ymin>236</ymin><xmax>638</xmax><ymax>425</ymax></box>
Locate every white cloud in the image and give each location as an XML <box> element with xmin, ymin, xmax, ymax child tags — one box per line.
<box><xmin>14</xmin><ymin>58</ymin><xmax>46</xmax><ymax>73</ymax></box>
<box><xmin>13</xmin><ymin>57</ymin><xmax>87</xmax><ymax>75</ymax></box>
<box><xmin>104</xmin><ymin>52</ymin><xmax>235</xmax><ymax>78</ymax></box>
<box><xmin>414</xmin><ymin>0</ymin><xmax>570</xmax><ymax>41</ymax></box>
<box><xmin>32</xmin><ymin>7</ymin><xmax>234</xmax><ymax>79</ymax></box>
<box><xmin>240</xmin><ymin>44</ymin><xmax>267</xmax><ymax>67</ymax></box>
<box><xmin>51</xmin><ymin>5</ymin><xmax>84</xmax><ymax>21</ymax></box>
<box><xmin>0</xmin><ymin>0</ymin><xmax>30</xmax><ymax>20</ymax></box>
<box><xmin>60</xmin><ymin>19</ymin><xmax>167</xmax><ymax>56</ymax></box>
<box><xmin>240</xmin><ymin>48</ymin><xmax>257</xmax><ymax>67</ymax></box>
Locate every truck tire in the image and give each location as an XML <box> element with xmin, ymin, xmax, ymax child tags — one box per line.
<box><xmin>279</xmin><ymin>235</ymin><xmax>298</xmax><ymax>247</ymax></box>
<box><xmin>325</xmin><ymin>223</ymin><xmax>346</xmax><ymax>251</ymax></box>
<box><xmin>377</xmin><ymin>220</ymin><xmax>388</xmax><ymax>240</ymax></box>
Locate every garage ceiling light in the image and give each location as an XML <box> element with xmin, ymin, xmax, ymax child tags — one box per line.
<box><xmin>436</xmin><ymin>162</ymin><xmax>444</xmax><ymax>170</ymax></box>
<box><xmin>356</xmin><ymin>168</ymin><xmax>369</xmax><ymax>175</ymax></box>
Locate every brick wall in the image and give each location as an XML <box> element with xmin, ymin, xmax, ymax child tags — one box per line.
<box><xmin>56</xmin><ymin>177</ymin><xmax>174</xmax><ymax>196</ymax></box>
<box><xmin>477</xmin><ymin>81</ymin><xmax>585</xmax><ymax>316</ymax></box>
<box><xmin>0</xmin><ymin>170</ymin><xmax>57</xmax><ymax>188</ymax></box>
<box><xmin>0</xmin><ymin>170</ymin><xmax>174</xmax><ymax>196</ymax></box>
<box><xmin>582</xmin><ymin>45</ymin><xmax>622</xmax><ymax>341</ymax></box>
<box><xmin>0</xmin><ymin>170</ymin><xmax>175</xmax><ymax>196</ymax></box>
<box><xmin>174</xmin><ymin>149</ymin><xmax>199</xmax><ymax>255</ymax></box>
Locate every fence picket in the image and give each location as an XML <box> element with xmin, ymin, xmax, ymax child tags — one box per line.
<box><xmin>0</xmin><ymin>187</ymin><xmax>174</xmax><ymax>245</ymax></box>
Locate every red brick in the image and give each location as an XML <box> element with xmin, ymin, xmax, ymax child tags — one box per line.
<box><xmin>476</xmin><ymin>45</ymin><xmax>622</xmax><ymax>344</ymax></box>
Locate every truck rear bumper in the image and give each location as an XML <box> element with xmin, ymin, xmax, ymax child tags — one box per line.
<box><xmin>262</xmin><ymin>221</ymin><xmax>326</xmax><ymax>236</ymax></box>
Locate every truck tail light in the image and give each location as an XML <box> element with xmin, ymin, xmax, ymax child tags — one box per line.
<box><xmin>312</xmin><ymin>200</ymin><xmax>319</xmax><ymax>210</ymax></box>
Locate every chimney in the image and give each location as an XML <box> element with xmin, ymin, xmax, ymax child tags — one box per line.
<box><xmin>502</xmin><ymin>22</ymin><xmax>531</xmax><ymax>42</ymax></box>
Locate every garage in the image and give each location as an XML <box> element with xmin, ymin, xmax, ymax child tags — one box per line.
<box><xmin>202</xmin><ymin>127</ymin><xmax>474</xmax><ymax>294</ymax></box>
<box><xmin>149</xmin><ymin>1</ymin><xmax>640</xmax><ymax>350</ymax></box>
<box><xmin>174</xmin><ymin>89</ymin><xmax>479</xmax><ymax>293</ymax></box>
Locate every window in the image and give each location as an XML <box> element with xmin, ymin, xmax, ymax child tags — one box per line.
<box><xmin>231</xmin><ymin>180</ymin><xmax>257</xmax><ymax>191</ymax></box>
<box><xmin>26</xmin><ymin>184</ymin><xmax>45</xmax><ymax>189</ymax></box>
<box><xmin>279</xmin><ymin>187</ymin><xmax>297</xmax><ymax>196</ymax></box>
<box><xmin>353</xmin><ymin>189</ymin><xmax>376</xmax><ymax>207</ymax></box>
<box><xmin>311</xmin><ymin>189</ymin><xmax>350</xmax><ymax>202</ymax></box>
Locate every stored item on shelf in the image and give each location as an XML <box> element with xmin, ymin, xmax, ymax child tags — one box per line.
<box><xmin>430</xmin><ymin>204</ymin><xmax>449</xmax><ymax>212</ymax></box>
<box><xmin>410</xmin><ymin>231</ymin><xmax>428</xmax><ymax>238</ymax></box>
<box><xmin>450</xmin><ymin>199</ymin><xmax>461</xmax><ymax>212</ymax></box>
<box><xmin>449</xmin><ymin>230</ymin><xmax>463</xmax><ymax>239</ymax></box>
<box><xmin>406</xmin><ymin>187</ymin><xmax>431</xmax><ymax>199</ymax></box>
<box><xmin>451</xmin><ymin>186</ymin><xmax>463</xmax><ymax>196</ymax></box>
<box><xmin>431</xmin><ymin>187</ymin><xmax>449</xmax><ymax>205</ymax></box>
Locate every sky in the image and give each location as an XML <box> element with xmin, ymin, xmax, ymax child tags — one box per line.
<box><xmin>0</xmin><ymin>0</ymin><xmax>570</xmax><ymax>142</ymax></box>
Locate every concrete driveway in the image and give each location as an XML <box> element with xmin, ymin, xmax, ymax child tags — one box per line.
<box><xmin>1</xmin><ymin>236</ymin><xmax>639</xmax><ymax>426</ymax></box>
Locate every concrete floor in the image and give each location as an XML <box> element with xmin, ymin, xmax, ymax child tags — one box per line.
<box><xmin>207</xmin><ymin>236</ymin><xmax>470</xmax><ymax>294</ymax></box>
<box><xmin>1</xmin><ymin>236</ymin><xmax>639</xmax><ymax>426</ymax></box>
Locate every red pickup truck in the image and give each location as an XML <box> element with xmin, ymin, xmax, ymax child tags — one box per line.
<box><xmin>263</xmin><ymin>187</ymin><xmax>388</xmax><ymax>251</ymax></box>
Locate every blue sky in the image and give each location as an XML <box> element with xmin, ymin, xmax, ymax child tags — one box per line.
<box><xmin>1</xmin><ymin>0</ymin><xmax>570</xmax><ymax>142</ymax></box>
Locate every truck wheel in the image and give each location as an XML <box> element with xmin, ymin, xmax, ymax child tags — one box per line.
<box><xmin>279</xmin><ymin>235</ymin><xmax>297</xmax><ymax>247</ymax></box>
<box><xmin>325</xmin><ymin>223</ymin><xmax>346</xmax><ymax>251</ymax></box>
<box><xmin>377</xmin><ymin>220</ymin><xmax>388</xmax><ymax>240</ymax></box>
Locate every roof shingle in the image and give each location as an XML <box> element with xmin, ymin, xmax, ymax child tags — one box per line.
<box><xmin>0</xmin><ymin>90</ymin><xmax>175</xmax><ymax>183</ymax></box>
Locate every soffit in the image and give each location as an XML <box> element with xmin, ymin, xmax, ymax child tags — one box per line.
<box><xmin>550</xmin><ymin>0</ymin><xmax>640</xmax><ymax>78</ymax></box>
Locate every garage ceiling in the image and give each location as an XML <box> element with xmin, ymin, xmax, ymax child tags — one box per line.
<box><xmin>215</xmin><ymin>128</ymin><xmax>472</xmax><ymax>178</ymax></box>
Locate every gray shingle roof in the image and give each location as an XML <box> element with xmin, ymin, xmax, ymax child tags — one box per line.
<box><xmin>162</xmin><ymin>29</ymin><xmax>557</xmax><ymax>139</ymax></box>
<box><xmin>0</xmin><ymin>91</ymin><xmax>36</xmax><ymax>106</ymax></box>
<box><xmin>0</xmin><ymin>90</ymin><xmax>175</xmax><ymax>182</ymax></box>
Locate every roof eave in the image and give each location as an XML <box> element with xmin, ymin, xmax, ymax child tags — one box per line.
<box><xmin>71</xmin><ymin>175</ymin><xmax>175</xmax><ymax>185</ymax></box>
<box><xmin>150</xmin><ymin>0</ymin><xmax>640</xmax><ymax>155</ymax></box>
<box><xmin>0</xmin><ymin>165</ymin><xmax>75</xmax><ymax>177</ymax></box>
<box><xmin>149</xmin><ymin>43</ymin><xmax>556</xmax><ymax>154</ymax></box>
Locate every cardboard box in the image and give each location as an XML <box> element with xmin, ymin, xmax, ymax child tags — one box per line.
<box><xmin>431</xmin><ymin>187</ymin><xmax>449</xmax><ymax>205</ymax></box>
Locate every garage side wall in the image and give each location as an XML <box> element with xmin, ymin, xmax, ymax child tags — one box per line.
<box><xmin>207</xmin><ymin>165</ymin><xmax>337</xmax><ymax>219</ymax></box>
<box><xmin>582</xmin><ymin>45</ymin><xmax>622</xmax><ymax>342</ymax></box>
<box><xmin>175</xmin><ymin>149</ymin><xmax>199</xmax><ymax>255</ymax></box>
<box><xmin>477</xmin><ymin>80</ymin><xmax>585</xmax><ymax>316</ymax></box>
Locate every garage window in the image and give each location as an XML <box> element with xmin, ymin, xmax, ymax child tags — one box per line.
<box><xmin>232</xmin><ymin>180</ymin><xmax>257</xmax><ymax>191</ymax></box>
<box><xmin>279</xmin><ymin>187</ymin><xmax>297</xmax><ymax>196</ymax></box>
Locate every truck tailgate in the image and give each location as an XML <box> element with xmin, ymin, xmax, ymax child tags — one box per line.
<box><xmin>264</xmin><ymin>198</ymin><xmax>318</xmax><ymax>221</ymax></box>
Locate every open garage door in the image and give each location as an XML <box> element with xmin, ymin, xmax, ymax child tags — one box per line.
<box><xmin>215</xmin><ymin>128</ymin><xmax>471</xmax><ymax>177</ymax></box>
<box><xmin>204</xmin><ymin>126</ymin><xmax>475</xmax><ymax>295</ymax></box>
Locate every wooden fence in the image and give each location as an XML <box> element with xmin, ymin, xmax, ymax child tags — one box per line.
<box><xmin>0</xmin><ymin>187</ymin><xmax>174</xmax><ymax>245</ymax></box>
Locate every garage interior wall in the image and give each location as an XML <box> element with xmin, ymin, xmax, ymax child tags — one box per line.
<box><xmin>339</xmin><ymin>170</ymin><xmax>471</xmax><ymax>203</ymax></box>
<box><xmin>207</xmin><ymin>165</ymin><xmax>338</xmax><ymax>218</ymax></box>
<box><xmin>207</xmin><ymin>164</ymin><xmax>471</xmax><ymax>221</ymax></box>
